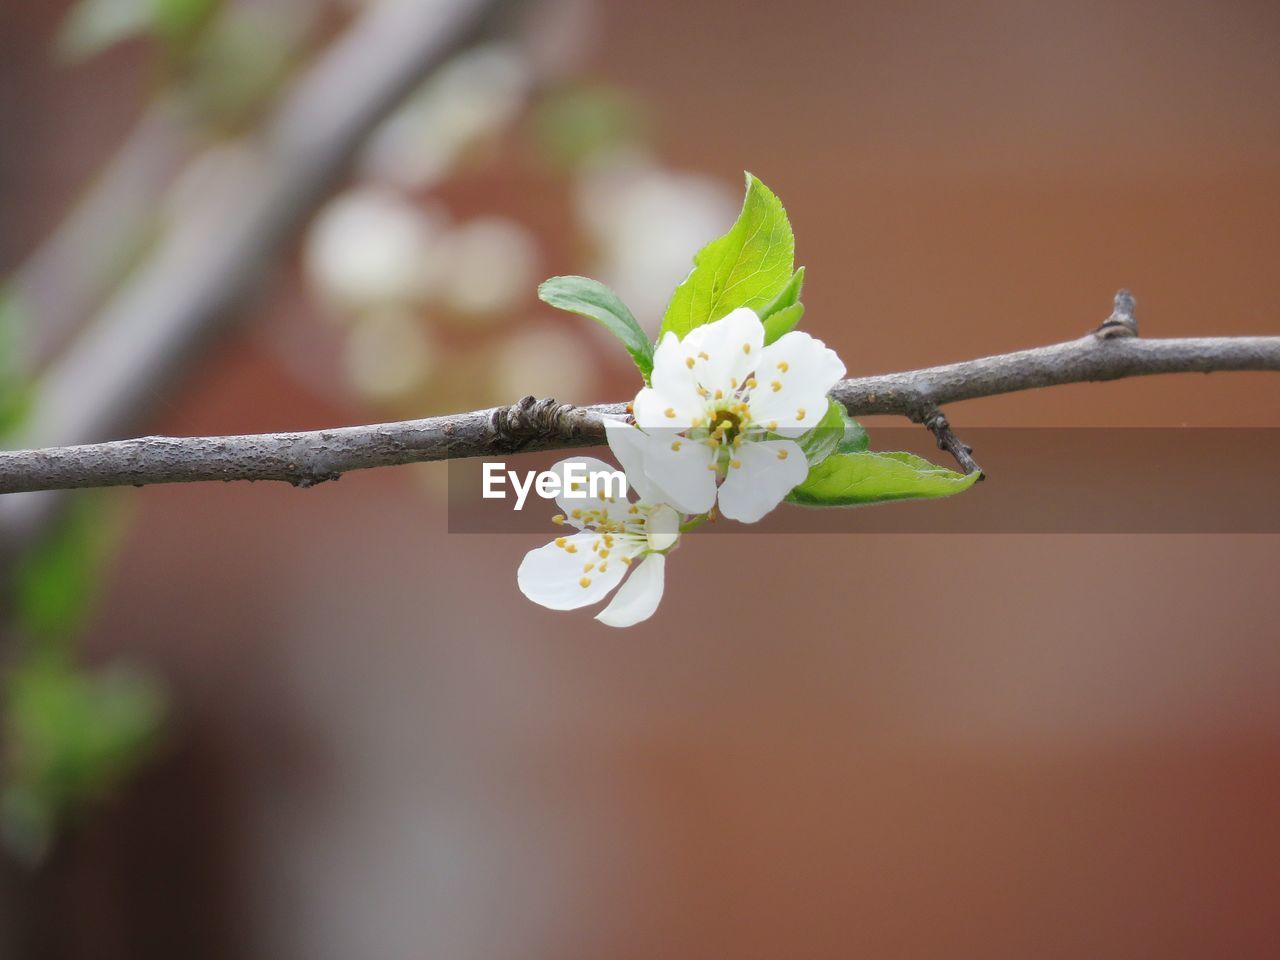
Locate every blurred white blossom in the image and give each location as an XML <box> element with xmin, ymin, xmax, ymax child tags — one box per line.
<box><xmin>490</xmin><ymin>325</ymin><xmax>595</xmax><ymax>403</ymax></box>
<box><xmin>574</xmin><ymin>150</ymin><xmax>737</xmax><ymax>330</ymax></box>
<box><xmin>361</xmin><ymin>43</ymin><xmax>532</xmax><ymax>189</ymax></box>
<box><xmin>342</xmin><ymin>308</ymin><xmax>435</xmax><ymax>402</ymax></box>
<box><xmin>439</xmin><ymin>217</ymin><xmax>540</xmax><ymax>320</ymax></box>
<box><xmin>304</xmin><ymin>186</ymin><xmax>447</xmax><ymax>314</ymax></box>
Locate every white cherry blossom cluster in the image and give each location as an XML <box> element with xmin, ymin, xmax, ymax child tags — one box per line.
<box><xmin>518</xmin><ymin>306</ymin><xmax>845</xmax><ymax>626</ymax></box>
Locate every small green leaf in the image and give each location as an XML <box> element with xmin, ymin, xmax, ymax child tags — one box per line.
<box><xmin>761</xmin><ymin>301</ymin><xmax>805</xmax><ymax>344</ymax></box>
<box><xmin>759</xmin><ymin>266</ymin><xmax>804</xmax><ymax>318</ymax></box>
<box><xmin>539</xmin><ymin>276</ymin><xmax>653</xmax><ymax>381</ymax></box>
<box><xmin>659</xmin><ymin>173</ymin><xmax>794</xmax><ymax>340</ymax></box>
<box><xmin>786</xmin><ymin>450</ymin><xmax>979</xmax><ymax>507</ymax></box>
<box><xmin>791</xmin><ymin>399</ymin><xmax>845</xmax><ymax>466</ymax></box>
<box><xmin>836</xmin><ymin>410</ymin><xmax>870</xmax><ymax>453</ymax></box>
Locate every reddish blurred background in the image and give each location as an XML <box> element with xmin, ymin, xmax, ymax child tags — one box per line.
<box><xmin>3</xmin><ymin>0</ymin><xmax>1279</xmax><ymax>957</ymax></box>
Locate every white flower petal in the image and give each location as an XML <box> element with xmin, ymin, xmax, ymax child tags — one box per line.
<box><xmin>643</xmin><ymin>439</ymin><xmax>717</xmax><ymax>515</ymax></box>
<box><xmin>595</xmin><ymin>553</ymin><xmax>666</xmax><ymax>628</ymax></box>
<box><xmin>683</xmin><ymin>307</ymin><xmax>765</xmax><ymax>397</ymax></box>
<box><xmin>633</xmin><ymin>385</ymin><xmax>699</xmax><ymax>430</ymax></box>
<box><xmin>748</xmin><ymin>331</ymin><xmax>846</xmax><ymax>436</ymax></box>
<box><xmin>717</xmin><ymin>438</ymin><xmax>808</xmax><ymax>523</ymax></box>
<box><xmin>644</xmin><ymin>504</ymin><xmax>681</xmax><ymax>552</ymax></box>
<box><xmin>603</xmin><ymin>420</ymin><xmax>667</xmax><ymax>506</ymax></box>
<box><xmin>649</xmin><ymin>330</ymin><xmax>704</xmax><ymax>414</ymax></box>
<box><xmin>517</xmin><ymin>532</ymin><xmax>629</xmax><ymax>610</ymax></box>
<box><xmin>548</xmin><ymin>456</ymin><xmax>630</xmax><ymax>524</ymax></box>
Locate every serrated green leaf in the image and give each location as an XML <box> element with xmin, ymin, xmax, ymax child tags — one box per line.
<box><xmin>786</xmin><ymin>450</ymin><xmax>979</xmax><ymax>507</ymax></box>
<box><xmin>759</xmin><ymin>265</ymin><xmax>804</xmax><ymax>316</ymax></box>
<box><xmin>659</xmin><ymin>173</ymin><xmax>794</xmax><ymax>340</ymax></box>
<box><xmin>539</xmin><ymin>276</ymin><xmax>653</xmax><ymax>381</ymax></box>
<box><xmin>761</xmin><ymin>301</ymin><xmax>805</xmax><ymax>344</ymax></box>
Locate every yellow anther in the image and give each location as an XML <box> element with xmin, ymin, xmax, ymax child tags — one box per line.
<box><xmin>664</xmin><ymin>407</ymin><xmax>676</xmax><ymax>419</ymax></box>
<box><xmin>698</xmin><ymin>351</ymin><xmax>710</xmax><ymax>360</ymax></box>
<box><xmin>795</xmin><ymin>408</ymin><xmax>806</xmax><ymax>420</ymax></box>
<box><xmin>697</xmin><ymin>386</ymin><xmax>710</xmax><ymax>398</ymax></box>
<box><xmin>746</xmin><ymin>377</ymin><xmax>757</xmax><ymax>389</ymax></box>
<box><xmin>571</xmin><ymin>509</ymin><xmax>583</xmax><ymax>519</ymax></box>
<box><xmin>551</xmin><ymin>514</ymin><xmax>566</xmax><ymax>525</ymax></box>
<box><xmin>599</xmin><ymin>562</ymin><xmax>609</xmax><ymax>572</ymax></box>
<box><xmin>771</xmin><ymin>380</ymin><xmax>782</xmax><ymax>392</ymax></box>
<box><xmin>742</xmin><ymin>342</ymin><xmax>751</xmax><ymax>354</ymax></box>
<box><xmin>579</xmin><ymin>577</ymin><xmax>592</xmax><ymax>588</ymax></box>
<box><xmin>707</xmin><ymin>463</ymin><xmax>719</xmax><ymax>471</ymax></box>
<box><xmin>768</xmin><ymin>420</ymin><xmax>778</xmax><ymax>431</ymax></box>
<box><xmin>692</xmin><ymin>416</ymin><xmax>705</xmax><ymax>427</ymax></box>
<box><xmin>584</xmin><ymin>562</ymin><xmax>595</xmax><ymax>573</ymax></box>
<box><xmin>621</xmin><ymin>555</ymin><xmax>633</xmax><ymax>566</ymax></box>
<box><xmin>730</xmin><ymin>459</ymin><xmax>743</xmax><ymax>469</ymax></box>
<box><xmin>733</xmin><ymin>435</ymin><xmax>744</xmax><ymax>447</ymax></box>
<box><xmin>730</xmin><ymin>378</ymin><xmax>738</xmax><ymax>389</ymax></box>
<box><xmin>714</xmin><ymin>388</ymin><xmax>723</xmax><ymax>400</ymax></box>
<box><xmin>671</xmin><ymin>440</ymin><xmax>682</xmax><ymax>451</ymax></box>
<box><xmin>600</xmin><ymin>549</ymin><xmax>610</xmax><ymax>560</ymax></box>
<box><xmin>685</xmin><ymin>356</ymin><xmax>695</xmax><ymax>369</ymax></box>
<box><xmin>554</xmin><ymin>537</ymin><xmax>567</xmax><ymax>548</ymax></box>
<box><xmin>777</xmin><ymin>360</ymin><xmax>790</xmax><ymax>373</ymax></box>
<box><xmin>565</xmin><ymin>543</ymin><xmax>578</xmax><ymax>554</ymax></box>
<box><xmin>777</xmin><ymin>448</ymin><xmax>789</xmax><ymax>460</ymax></box>
<box><xmin>628</xmin><ymin>504</ymin><xmax>640</xmax><ymax>514</ymax></box>
<box><xmin>719</xmin><ymin>420</ymin><xmax>733</xmax><ymax>432</ymax></box>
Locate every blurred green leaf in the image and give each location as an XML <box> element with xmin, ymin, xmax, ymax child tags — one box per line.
<box><xmin>0</xmin><ymin>289</ymin><xmax>31</xmax><ymax>440</ymax></box>
<box><xmin>660</xmin><ymin>173</ymin><xmax>795</xmax><ymax>341</ymax></box>
<box><xmin>539</xmin><ymin>276</ymin><xmax>654</xmax><ymax>381</ymax></box>
<box><xmin>56</xmin><ymin>0</ymin><xmax>217</xmax><ymax>61</ymax></box>
<box><xmin>2</xmin><ymin>659</ymin><xmax>165</xmax><ymax>864</ymax></box>
<box><xmin>13</xmin><ymin>496</ymin><xmax>127</xmax><ymax>642</ymax></box>
<box><xmin>531</xmin><ymin>86</ymin><xmax>645</xmax><ymax>170</ymax></box>
<box><xmin>786</xmin><ymin>450</ymin><xmax>980</xmax><ymax>506</ymax></box>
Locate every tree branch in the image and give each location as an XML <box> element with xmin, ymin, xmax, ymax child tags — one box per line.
<box><xmin>1</xmin><ymin>333</ymin><xmax>1276</xmax><ymax>496</ymax></box>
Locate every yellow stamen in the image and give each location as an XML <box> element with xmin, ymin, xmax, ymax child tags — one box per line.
<box><xmin>698</xmin><ymin>351</ymin><xmax>710</xmax><ymax>360</ymax></box>
<box><xmin>551</xmin><ymin>514</ymin><xmax>566</xmax><ymax>525</ymax></box>
<box><xmin>768</xmin><ymin>420</ymin><xmax>778</xmax><ymax>431</ymax></box>
<box><xmin>671</xmin><ymin>440</ymin><xmax>682</xmax><ymax>451</ymax></box>
<box><xmin>730</xmin><ymin>459</ymin><xmax>742</xmax><ymax>469</ymax></box>
<box><xmin>746</xmin><ymin>377</ymin><xmax>757</xmax><ymax>389</ymax></box>
<box><xmin>579</xmin><ymin>577</ymin><xmax>592</xmax><ymax>588</ymax></box>
<box><xmin>628</xmin><ymin>504</ymin><xmax>640</xmax><ymax>514</ymax></box>
<box><xmin>664</xmin><ymin>407</ymin><xmax>676</xmax><ymax>419</ymax></box>
<box><xmin>599</xmin><ymin>562</ymin><xmax>609</xmax><ymax>572</ymax></box>
<box><xmin>771</xmin><ymin>380</ymin><xmax>782</xmax><ymax>392</ymax></box>
<box><xmin>554</xmin><ymin>537</ymin><xmax>567</xmax><ymax>548</ymax></box>
<box><xmin>742</xmin><ymin>342</ymin><xmax>751</xmax><ymax>354</ymax></box>
<box><xmin>584</xmin><ymin>562</ymin><xmax>595</xmax><ymax>573</ymax></box>
<box><xmin>565</xmin><ymin>544</ymin><xmax>578</xmax><ymax>554</ymax></box>
<box><xmin>571</xmin><ymin>509</ymin><xmax>583</xmax><ymax>519</ymax></box>
<box><xmin>714</xmin><ymin>389</ymin><xmax>723</xmax><ymax>400</ymax></box>
<box><xmin>730</xmin><ymin>377</ymin><xmax>738</xmax><ymax>389</ymax></box>
<box><xmin>796</xmin><ymin>408</ymin><xmax>806</xmax><ymax>420</ymax></box>
<box><xmin>777</xmin><ymin>360</ymin><xmax>790</xmax><ymax>373</ymax></box>
<box><xmin>777</xmin><ymin>448</ymin><xmax>789</xmax><ymax>460</ymax></box>
<box><xmin>621</xmin><ymin>555</ymin><xmax>633</xmax><ymax>566</ymax></box>
<box><xmin>685</xmin><ymin>356</ymin><xmax>695</xmax><ymax>369</ymax></box>
<box><xmin>697</xmin><ymin>386</ymin><xmax>710</xmax><ymax>398</ymax></box>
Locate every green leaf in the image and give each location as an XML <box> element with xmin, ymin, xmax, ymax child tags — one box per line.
<box><xmin>758</xmin><ymin>266</ymin><xmax>804</xmax><ymax>318</ymax></box>
<box><xmin>836</xmin><ymin>410</ymin><xmax>870</xmax><ymax>453</ymax></box>
<box><xmin>791</xmin><ymin>399</ymin><xmax>845</xmax><ymax>466</ymax></box>
<box><xmin>786</xmin><ymin>450</ymin><xmax>979</xmax><ymax>507</ymax></box>
<box><xmin>659</xmin><ymin>173</ymin><xmax>794</xmax><ymax>340</ymax></box>
<box><xmin>539</xmin><ymin>276</ymin><xmax>653</xmax><ymax>381</ymax></box>
<box><xmin>13</xmin><ymin>496</ymin><xmax>127</xmax><ymax>642</ymax></box>
<box><xmin>761</xmin><ymin>301</ymin><xmax>805</xmax><ymax>343</ymax></box>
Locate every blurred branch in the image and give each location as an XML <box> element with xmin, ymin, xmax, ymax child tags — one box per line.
<box><xmin>0</xmin><ymin>0</ymin><xmax>512</xmax><ymax>550</ymax></box>
<box><xmin>0</xmin><ymin>332</ymin><xmax>1277</xmax><ymax>495</ymax></box>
